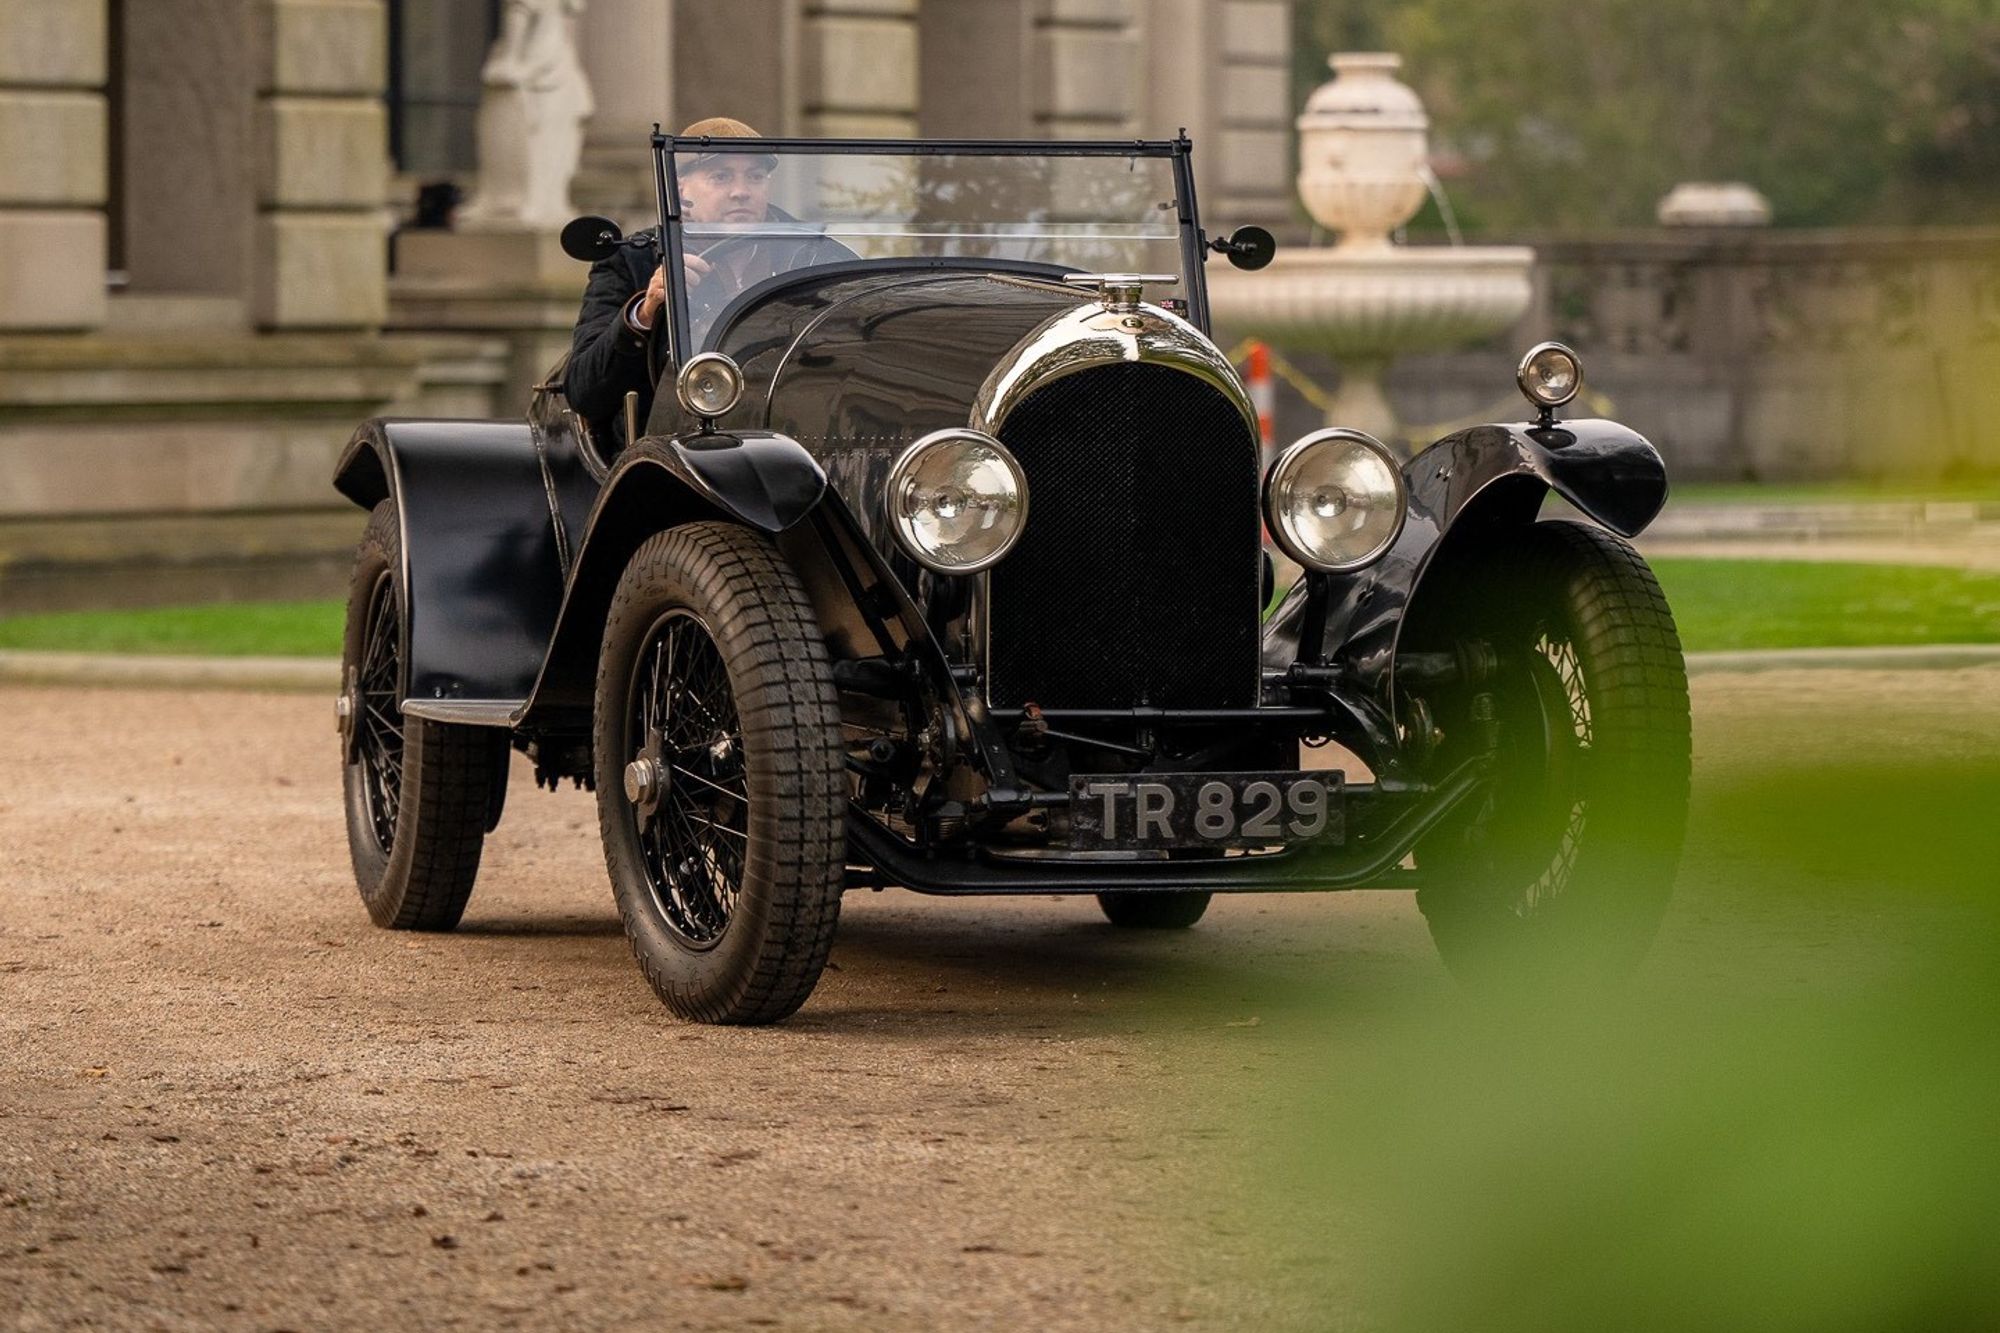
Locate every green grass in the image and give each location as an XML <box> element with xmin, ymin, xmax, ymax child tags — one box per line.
<box><xmin>0</xmin><ymin>599</ymin><xmax>346</xmax><ymax>657</ymax></box>
<box><xmin>1649</xmin><ymin>558</ymin><xmax>2000</xmax><ymax>651</ymax></box>
<box><xmin>1671</xmin><ymin>478</ymin><xmax>2000</xmax><ymax>506</ymax></box>
<box><xmin>2</xmin><ymin>558</ymin><xmax>1997</xmax><ymax>657</ymax></box>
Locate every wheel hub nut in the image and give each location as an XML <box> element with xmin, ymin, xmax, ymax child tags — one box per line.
<box><xmin>335</xmin><ymin>684</ymin><xmax>357</xmax><ymax>747</ymax></box>
<box><xmin>624</xmin><ymin>757</ymin><xmax>664</xmax><ymax>806</ymax></box>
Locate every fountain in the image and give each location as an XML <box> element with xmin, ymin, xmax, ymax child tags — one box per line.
<box><xmin>1207</xmin><ymin>53</ymin><xmax>1534</xmax><ymax>445</ymax></box>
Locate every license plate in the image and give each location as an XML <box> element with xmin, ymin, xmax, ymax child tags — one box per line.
<box><xmin>1068</xmin><ymin>772</ymin><xmax>1344</xmax><ymax>850</ymax></box>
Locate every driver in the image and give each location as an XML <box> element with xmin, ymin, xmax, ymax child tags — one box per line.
<box><xmin>564</xmin><ymin>117</ymin><xmax>851</xmax><ymax>451</ymax></box>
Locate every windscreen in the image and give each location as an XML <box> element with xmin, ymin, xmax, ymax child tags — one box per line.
<box><xmin>670</xmin><ymin>146</ymin><xmax>1187</xmax><ymax>347</ymax></box>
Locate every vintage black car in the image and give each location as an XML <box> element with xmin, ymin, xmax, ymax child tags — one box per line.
<box><xmin>332</xmin><ymin>133</ymin><xmax>1690</xmax><ymax>1023</ymax></box>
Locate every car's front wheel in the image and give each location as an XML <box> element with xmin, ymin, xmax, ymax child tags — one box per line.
<box><xmin>1411</xmin><ymin>520</ymin><xmax>1692</xmax><ymax>983</ymax></box>
<box><xmin>593</xmin><ymin>522</ymin><xmax>845</xmax><ymax>1024</ymax></box>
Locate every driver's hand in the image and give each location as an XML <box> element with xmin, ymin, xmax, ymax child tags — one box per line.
<box><xmin>682</xmin><ymin>253</ymin><xmax>712</xmax><ymax>291</ymax></box>
<box><xmin>638</xmin><ymin>265</ymin><xmax>667</xmax><ymax>327</ymax></box>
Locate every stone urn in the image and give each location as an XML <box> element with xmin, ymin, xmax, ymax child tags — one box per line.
<box><xmin>1296</xmin><ymin>53</ymin><xmax>1430</xmax><ymax>250</ymax></box>
<box><xmin>1657</xmin><ymin>182</ymin><xmax>1773</xmax><ymax>227</ymax></box>
<box><xmin>1209</xmin><ymin>50</ymin><xmax>1533</xmax><ymax>443</ymax></box>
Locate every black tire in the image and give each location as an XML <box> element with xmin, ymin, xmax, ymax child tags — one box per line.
<box><xmin>340</xmin><ymin>500</ymin><xmax>510</xmax><ymax>931</ymax></box>
<box><xmin>1096</xmin><ymin>891</ymin><xmax>1212</xmax><ymax>929</ymax></box>
<box><xmin>1412</xmin><ymin>521</ymin><xmax>1692</xmax><ymax>983</ymax></box>
<box><xmin>593</xmin><ymin>522</ymin><xmax>845</xmax><ymax>1024</ymax></box>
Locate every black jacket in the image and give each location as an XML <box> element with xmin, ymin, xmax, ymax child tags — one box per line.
<box><xmin>563</xmin><ymin>216</ymin><xmax>855</xmax><ymax>452</ymax></box>
<box><xmin>563</xmin><ymin>226</ymin><xmax>661</xmax><ymax>454</ymax></box>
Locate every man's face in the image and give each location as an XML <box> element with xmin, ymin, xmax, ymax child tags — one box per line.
<box><xmin>681</xmin><ymin>156</ymin><xmax>772</xmax><ymax>225</ymax></box>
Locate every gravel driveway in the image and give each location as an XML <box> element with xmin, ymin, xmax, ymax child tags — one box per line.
<box><xmin>4</xmin><ymin>669</ymin><xmax>1996</xmax><ymax>1330</ymax></box>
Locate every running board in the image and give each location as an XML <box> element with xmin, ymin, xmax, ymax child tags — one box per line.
<box><xmin>399</xmin><ymin>698</ymin><xmax>524</xmax><ymax>727</ymax></box>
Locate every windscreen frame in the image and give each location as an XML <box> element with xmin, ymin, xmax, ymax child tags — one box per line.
<box><xmin>648</xmin><ymin>131</ymin><xmax>1211</xmax><ymax>374</ymax></box>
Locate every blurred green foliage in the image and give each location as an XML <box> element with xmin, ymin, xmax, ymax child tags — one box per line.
<box><xmin>1152</xmin><ymin>664</ymin><xmax>2000</xmax><ymax>1330</ymax></box>
<box><xmin>1327</xmin><ymin>958</ymin><xmax>2000</xmax><ymax>1333</ymax></box>
<box><xmin>1295</xmin><ymin>0</ymin><xmax>2000</xmax><ymax>230</ymax></box>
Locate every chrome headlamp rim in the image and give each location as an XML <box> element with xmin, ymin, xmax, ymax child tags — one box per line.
<box><xmin>1262</xmin><ymin>427</ymin><xmax>1408</xmax><ymax>574</ymax></box>
<box><xmin>1516</xmin><ymin>340</ymin><xmax>1583</xmax><ymax>409</ymax></box>
<box><xmin>885</xmin><ymin>428</ymin><xmax>1030</xmax><ymax>575</ymax></box>
<box><xmin>675</xmin><ymin>351</ymin><xmax>745</xmax><ymax>419</ymax></box>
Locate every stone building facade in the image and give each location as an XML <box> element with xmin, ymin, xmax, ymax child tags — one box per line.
<box><xmin>0</xmin><ymin>0</ymin><xmax>1296</xmax><ymax>610</ymax></box>
<box><xmin>5</xmin><ymin>3</ymin><xmax>1995</xmax><ymax>613</ymax></box>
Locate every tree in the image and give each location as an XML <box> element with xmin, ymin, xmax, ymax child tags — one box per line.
<box><xmin>1292</xmin><ymin>0</ymin><xmax>2000</xmax><ymax>231</ymax></box>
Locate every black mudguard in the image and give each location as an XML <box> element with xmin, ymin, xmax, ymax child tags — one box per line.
<box><xmin>1262</xmin><ymin>418</ymin><xmax>1669</xmax><ymax>701</ymax></box>
<box><xmin>514</xmin><ymin>430</ymin><xmax>831</xmax><ymax>726</ymax></box>
<box><xmin>510</xmin><ymin>426</ymin><xmax>1009</xmax><ymax>790</ymax></box>
<box><xmin>332</xmin><ymin>420</ymin><xmax>572</xmax><ymax>708</ymax></box>
<box><xmin>652</xmin><ymin>430</ymin><xmax>831</xmax><ymax>533</ymax></box>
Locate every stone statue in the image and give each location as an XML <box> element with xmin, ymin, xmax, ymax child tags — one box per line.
<box><xmin>459</xmin><ymin>0</ymin><xmax>595</xmax><ymax>231</ymax></box>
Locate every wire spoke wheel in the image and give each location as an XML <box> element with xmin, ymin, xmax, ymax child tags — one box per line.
<box><xmin>356</xmin><ymin>568</ymin><xmax>406</xmax><ymax>852</ymax></box>
<box><xmin>1412</xmin><ymin>521</ymin><xmax>1691</xmax><ymax>983</ymax></box>
<box><xmin>594</xmin><ymin>522</ymin><xmax>845</xmax><ymax>1025</ymax></box>
<box><xmin>1505</xmin><ymin>626</ymin><xmax>1594</xmax><ymax>917</ymax></box>
<box><xmin>338</xmin><ymin>499</ymin><xmax>508</xmax><ymax>932</ymax></box>
<box><xmin>628</xmin><ymin>612</ymin><xmax>749</xmax><ymax>948</ymax></box>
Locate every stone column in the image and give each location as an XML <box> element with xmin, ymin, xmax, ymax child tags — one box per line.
<box><xmin>674</xmin><ymin>0</ymin><xmax>801</xmax><ymax>135</ymax></box>
<box><xmin>799</xmin><ymin>0</ymin><xmax>917</xmax><ymax>137</ymax></box>
<box><xmin>0</xmin><ymin>0</ymin><xmax>109</xmax><ymax>331</ymax></box>
<box><xmin>1138</xmin><ymin>1</ymin><xmax>1221</xmax><ymax>203</ymax></box>
<box><xmin>115</xmin><ymin>0</ymin><xmax>254</xmax><ymax>320</ymax></box>
<box><xmin>577</xmin><ymin>0</ymin><xmax>672</xmax><ymax>215</ymax></box>
<box><xmin>1035</xmin><ymin>0</ymin><xmax>1144</xmax><ymax>138</ymax></box>
<box><xmin>252</xmin><ymin>0</ymin><xmax>390</xmax><ymax>329</ymax></box>
<box><xmin>917</xmin><ymin>0</ymin><xmax>1028</xmax><ymax>137</ymax></box>
<box><xmin>673</xmin><ymin>1</ymin><xmax>918</xmax><ymax>139</ymax></box>
<box><xmin>1212</xmin><ymin>0</ymin><xmax>1292</xmax><ymax>226</ymax></box>
<box><xmin>918</xmin><ymin>0</ymin><xmax>1140</xmax><ymax>139</ymax></box>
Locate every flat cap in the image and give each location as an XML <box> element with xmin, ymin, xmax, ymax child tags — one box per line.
<box><xmin>678</xmin><ymin>117</ymin><xmax>776</xmax><ymax>168</ymax></box>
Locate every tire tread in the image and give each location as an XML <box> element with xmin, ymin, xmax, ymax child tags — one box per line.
<box><xmin>596</xmin><ymin>522</ymin><xmax>844</xmax><ymax>1024</ymax></box>
<box><xmin>342</xmin><ymin>500</ymin><xmax>507</xmax><ymax>932</ymax></box>
<box><xmin>1414</xmin><ymin>519</ymin><xmax>1692</xmax><ymax>976</ymax></box>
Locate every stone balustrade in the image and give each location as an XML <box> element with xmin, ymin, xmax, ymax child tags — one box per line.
<box><xmin>1366</xmin><ymin>228</ymin><xmax>2000</xmax><ymax>480</ymax></box>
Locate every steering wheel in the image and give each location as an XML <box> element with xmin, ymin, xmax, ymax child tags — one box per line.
<box><xmin>653</xmin><ymin>226</ymin><xmax>832</xmax><ymax>383</ymax></box>
<box><xmin>685</xmin><ymin>231</ymin><xmax>761</xmax><ymax>269</ymax></box>
<box><xmin>643</xmin><ymin>234</ymin><xmax>762</xmax><ymax>388</ymax></box>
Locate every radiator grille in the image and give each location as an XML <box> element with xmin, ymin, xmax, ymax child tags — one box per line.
<box><xmin>988</xmin><ymin>362</ymin><xmax>1262</xmax><ymax>710</ymax></box>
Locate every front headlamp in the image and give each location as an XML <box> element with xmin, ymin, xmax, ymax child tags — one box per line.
<box><xmin>676</xmin><ymin>352</ymin><xmax>744</xmax><ymax>420</ymax></box>
<box><xmin>1517</xmin><ymin>341</ymin><xmax>1583</xmax><ymax>411</ymax></box>
<box><xmin>1263</xmin><ymin>429</ymin><xmax>1406</xmax><ymax>574</ymax></box>
<box><xmin>885</xmin><ymin>429</ymin><xmax>1029</xmax><ymax>573</ymax></box>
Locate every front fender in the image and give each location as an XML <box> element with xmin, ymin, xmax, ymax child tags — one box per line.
<box><xmin>1407</xmin><ymin>419</ymin><xmax>1667</xmax><ymax>540</ymax></box>
<box><xmin>653</xmin><ymin>429</ymin><xmax>829</xmax><ymax>535</ymax></box>
<box><xmin>1261</xmin><ymin>418</ymin><xmax>1668</xmax><ymax>698</ymax></box>
<box><xmin>516</xmin><ymin>430</ymin><xmax>827</xmax><ymax>725</ymax></box>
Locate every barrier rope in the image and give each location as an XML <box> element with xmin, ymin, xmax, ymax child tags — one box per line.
<box><xmin>1226</xmin><ymin>339</ymin><xmax>1337</xmax><ymax>420</ymax></box>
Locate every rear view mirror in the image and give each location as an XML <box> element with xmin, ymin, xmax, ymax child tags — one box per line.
<box><xmin>560</xmin><ymin>215</ymin><xmax>623</xmax><ymax>263</ymax></box>
<box><xmin>1213</xmin><ymin>225</ymin><xmax>1277</xmax><ymax>271</ymax></box>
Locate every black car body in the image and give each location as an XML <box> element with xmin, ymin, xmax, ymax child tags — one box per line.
<box><xmin>332</xmin><ymin>134</ymin><xmax>1690</xmax><ymax>1021</ymax></box>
